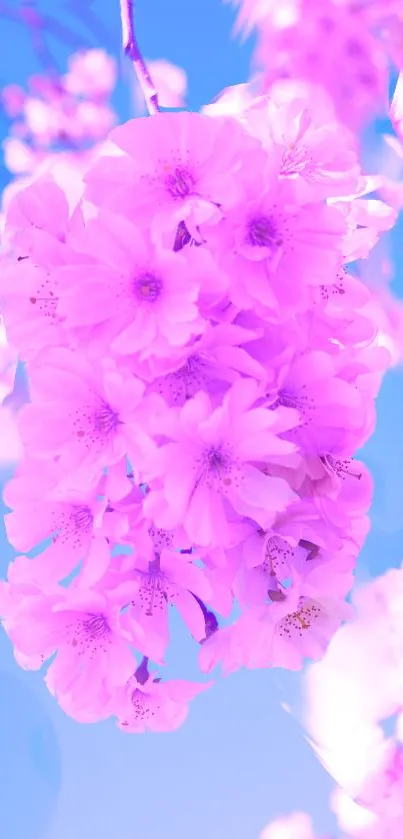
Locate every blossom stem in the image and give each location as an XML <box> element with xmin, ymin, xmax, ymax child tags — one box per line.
<box><xmin>119</xmin><ymin>0</ymin><xmax>160</xmax><ymax>115</ymax></box>
<box><xmin>192</xmin><ymin>594</ymin><xmax>219</xmax><ymax>642</ymax></box>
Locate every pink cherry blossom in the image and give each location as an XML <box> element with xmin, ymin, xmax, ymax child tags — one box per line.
<box><xmin>55</xmin><ymin>208</ymin><xmax>208</xmax><ymax>358</ymax></box>
<box><xmin>16</xmin><ymin>348</ymin><xmax>154</xmax><ymax>485</ymax></box>
<box><xmin>106</xmin><ymin>546</ymin><xmax>212</xmax><ymax>660</ymax></box>
<box><xmin>202</xmin><ymin>169</ymin><xmax>346</xmax><ymax>313</ymax></box>
<box><xmin>144</xmin><ymin>378</ymin><xmax>300</xmax><ymax>546</ymax></box>
<box><xmin>243</xmin><ymin>95</ymin><xmax>361</xmax><ymax>199</ymax></box>
<box><xmin>83</xmin><ymin>111</ymin><xmax>265</xmax><ymax>235</ymax></box>
<box><xmin>0</xmin><ymin>566</ymin><xmax>138</xmax><ymax>719</ymax></box>
<box><xmin>108</xmin><ymin>655</ymin><xmax>211</xmax><ymax>733</ymax></box>
<box><xmin>3</xmin><ymin>458</ymin><xmax>119</xmax><ymax>587</ymax></box>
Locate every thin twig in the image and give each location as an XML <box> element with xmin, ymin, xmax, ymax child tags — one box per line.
<box><xmin>119</xmin><ymin>0</ymin><xmax>160</xmax><ymax>115</ymax></box>
<box><xmin>0</xmin><ymin>0</ymin><xmax>93</xmax><ymax>70</ymax></box>
<box><xmin>64</xmin><ymin>0</ymin><xmax>114</xmax><ymax>49</ymax></box>
<box><xmin>21</xmin><ymin>1</ymin><xmax>58</xmax><ymax>75</ymax></box>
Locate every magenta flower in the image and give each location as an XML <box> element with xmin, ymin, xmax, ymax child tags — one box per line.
<box><xmin>0</xmin><ymin>572</ymin><xmax>138</xmax><ymax>719</ymax></box>
<box><xmin>3</xmin><ymin>458</ymin><xmax>121</xmax><ymax>588</ymax></box>
<box><xmin>109</xmin><ymin>656</ymin><xmax>211</xmax><ymax>733</ymax></box>
<box><xmin>146</xmin><ymin>320</ymin><xmax>268</xmax><ymax>408</ymax></box>
<box><xmin>204</xmin><ymin>171</ymin><xmax>346</xmax><ymax>313</ymax></box>
<box><xmin>144</xmin><ymin>378</ymin><xmax>300</xmax><ymax>547</ymax></box>
<box><xmin>83</xmin><ymin>110</ymin><xmax>265</xmax><ymax>234</ymax></box>
<box><xmin>55</xmin><ymin>208</ymin><xmax>206</xmax><ymax>358</ymax></box>
<box><xmin>200</xmin><ymin>593</ymin><xmax>354</xmax><ymax>674</ymax></box>
<box><xmin>0</xmin><ymin>257</ymin><xmax>67</xmax><ymax>361</ymax></box>
<box><xmin>4</xmin><ymin>176</ymin><xmax>77</xmax><ymax>266</ymax></box>
<box><xmin>108</xmin><ymin>547</ymin><xmax>212</xmax><ymax>660</ymax></box>
<box><xmin>265</xmin><ymin>348</ymin><xmax>368</xmax><ymax>454</ymax></box>
<box><xmin>16</xmin><ymin>348</ymin><xmax>154</xmax><ymax>485</ymax></box>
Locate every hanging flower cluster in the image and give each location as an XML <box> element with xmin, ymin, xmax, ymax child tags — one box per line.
<box><xmin>0</xmin><ymin>81</ymin><xmax>395</xmax><ymax>732</ymax></box>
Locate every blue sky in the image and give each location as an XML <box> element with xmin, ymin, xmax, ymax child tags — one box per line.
<box><xmin>1</xmin><ymin>2</ymin><xmax>403</xmax><ymax>838</ymax></box>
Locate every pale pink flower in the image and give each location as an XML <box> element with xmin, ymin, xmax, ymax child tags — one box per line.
<box><xmin>260</xmin><ymin>811</ymin><xmax>317</xmax><ymax>839</ymax></box>
<box><xmin>357</xmin><ymin>741</ymin><xmax>403</xmax><ymax>820</ymax></box>
<box><xmin>2</xmin><ymin>137</ymin><xmax>37</xmax><ymax>175</ymax></box>
<box><xmin>64</xmin><ymin>49</ymin><xmax>117</xmax><ymax>99</ymax></box>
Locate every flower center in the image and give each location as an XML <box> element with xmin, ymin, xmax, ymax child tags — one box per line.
<box><xmin>93</xmin><ymin>401</ymin><xmax>120</xmax><ymax>435</ymax></box>
<box><xmin>165</xmin><ymin>167</ymin><xmax>194</xmax><ymax>199</ymax></box>
<box><xmin>134</xmin><ymin>273</ymin><xmax>162</xmax><ymax>302</ymax></box>
<box><xmin>136</xmin><ymin>570</ymin><xmax>169</xmax><ymax>617</ymax></box>
<box><xmin>70</xmin><ymin>505</ymin><xmax>93</xmax><ymax>533</ymax></box>
<box><xmin>68</xmin><ymin>612</ymin><xmax>112</xmax><ymax>653</ymax></box>
<box><xmin>248</xmin><ymin>216</ymin><xmax>282</xmax><ymax>248</ymax></box>
<box><xmin>320</xmin><ymin>454</ymin><xmax>362</xmax><ymax>480</ymax></box>
<box><xmin>278</xmin><ymin>598</ymin><xmax>322</xmax><ymax>638</ymax></box>
<box><xmin>83</xmin><ymin>613</ymin><xmax>110</xmax><ymax>639</ymax></box>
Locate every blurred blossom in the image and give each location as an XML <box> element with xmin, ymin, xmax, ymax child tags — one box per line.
<box><xmin>64</xmin><ymin>49</ymin><xmax>117</xmax><ymax>99</ymax></box>
<box><xmin>1</xmin><ymin>48</ymin><xmax>117</xmax><ymax>178</ymax></box>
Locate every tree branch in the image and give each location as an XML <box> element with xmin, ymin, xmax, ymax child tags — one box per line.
<box><xmin>119</xmin><ymin>0</ymin><xmax>160</xmax><ymax>115</ymax></box>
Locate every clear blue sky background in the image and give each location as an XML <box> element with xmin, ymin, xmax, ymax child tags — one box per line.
<box><xmin>0</xmin><ymin>3</ymin><xmax>403</xmax><ymax>838</ymax></box>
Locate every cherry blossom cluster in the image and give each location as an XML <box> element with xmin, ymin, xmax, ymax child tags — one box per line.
<box><xmin>1</xmin><ymin>48</ymin><xmax>117</xmax><ymax>177</ymax></box>
<box><xmin>231</xmin><ymin>0</ymin><xmax>402</xmax><ymax>130</ymax></box>
<box><xmin>0</xmin><ymin>74</ymin><xmax>396</xmax><ymax>732</ymax></box>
